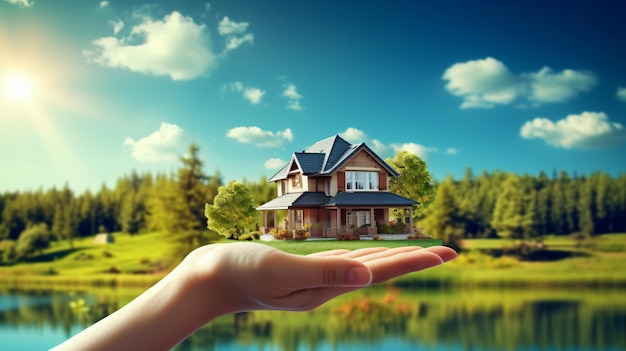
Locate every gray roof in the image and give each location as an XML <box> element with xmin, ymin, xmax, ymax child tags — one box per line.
<box><xmin>257</xmin><ymin>192</ymin><xmax>330</xmax><ymax>210</ymax></box>
<box><xmin>327</xmin><ymin>192</ymin><xmax>419</xmax><ymax>207</ymax></box>
<box><xmin>293</xmin><ymin>152</ymin><xmax>325</xmax><ymax>174</ymax></box>
<box><xmin>268</xmin><ymin>135</ymin><xmax>398</xmax><ymax>182</ymax></box>
<box><xmin>257</xmin><ymin>191</ymin><xmax>417</xmax><ymax>210</ymax></box>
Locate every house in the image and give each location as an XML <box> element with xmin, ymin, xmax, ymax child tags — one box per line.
<box><xmin>257</xmin><ymin>135</ymin><xmax>419</xmax><ymax>238</ymax></box>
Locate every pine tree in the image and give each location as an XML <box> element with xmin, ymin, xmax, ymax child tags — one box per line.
<box><xmin>419</xmin><ymin>177</ymin><xmax>464</xmax><ymax>251</ymax></box>
<box><xmin>148</xmin><ymin>144</ymin><xmax>214</xmax><ymax>262</ymax></box>
<box><xmin>490</xmin><ymin>174</ymin><xmax>534</xmax><ymax>240</ymax></box>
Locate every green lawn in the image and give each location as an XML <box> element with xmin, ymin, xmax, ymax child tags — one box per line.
<box><xmin>259</xmin><ymin>239</ymin><xmax>442</xmax><ymax>255</ymax></box>
<box><xmin>1</xmin><ymin>232</ymin><xmax>625</xmax><ymax>289</ymax></box>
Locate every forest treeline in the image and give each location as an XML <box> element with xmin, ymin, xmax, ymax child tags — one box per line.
<box><xmin>419</xmin><ymin>169</ymin><xmax>626</xmax><ymax>248</ymax></box>
<box><xmin>1</xmin><ymin>143</ymin><xmax>625</xmax><ymax>262</ymax></box>
<box><xmin>0</xmin><ymin>145</ymin><xmax>276</xmax><ymax>263</ymax></box>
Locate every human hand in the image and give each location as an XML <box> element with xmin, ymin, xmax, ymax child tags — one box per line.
<box><xmin>52</xmin><ymin>242</ymin><xmax>457</xmax><ymax>351</ymax></box>
<box><xmin>178</xmin><ymin>242</ymin><xmax>458</xmax><ymax>315</ymax></box>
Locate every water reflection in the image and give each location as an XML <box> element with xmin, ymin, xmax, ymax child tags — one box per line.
<box><xmin>0</xmin><ymin>287</ymin><xmax>624</xmax><ymax>350</ymax></box>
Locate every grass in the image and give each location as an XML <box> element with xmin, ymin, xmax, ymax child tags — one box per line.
<box><xmin>259</xmin><ymin>239</ymin><xmax>442</xmax><ymax>255</ymax></box>
<box><xmin>1</xmin><ymin>232</ymin><xmax>626</xmax><ymax>289</ymax></box>
<box><xmin>398</xmin><ymin>233</ymin><xmax>626</xmax><ymax>288</ymax></box>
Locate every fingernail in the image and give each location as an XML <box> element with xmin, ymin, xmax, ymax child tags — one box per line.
<box><xmin>346</xmin><ymin>267</ymin><xmax>372</xmax><ymax>286</ymax></box>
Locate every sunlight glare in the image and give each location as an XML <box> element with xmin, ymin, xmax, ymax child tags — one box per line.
<box><xmin>2</xmin><ymin>73</ymin><xmax>35</xmax><ymax>103</ymax></box>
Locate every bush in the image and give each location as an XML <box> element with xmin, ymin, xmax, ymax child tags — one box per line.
<box><xmin>272</xmin><ymin>229</ymin><xmax>293</xmax><ymax>240</ymax></box>
<box><xmin>238</xmin><ymin>233</ymin><xmax>255</xmax><ymax>241</ymax></box>
<box><xmin>377</xmin><ymin>223</ymin><xmax>392</xmax><ymax>234</ymax></box>
<box><xmin>0</xmin><ymin>240</ymin><xmax>17</xmax><ymax>265</ymax></box>
<box><xmin>294</xmin><ymin>229</ymin><xmax>310</xmax><ymax>241</ymax></box>
<box><xmin>337</xmin><ymin>233</ymin><xmax>360</xmax><ymax>241</ymax></box>
<box><xmin>16</xmin><ymin>223</ymin><xmax>51</xmax><ymax>259</ymax></box>
<box><xmin>392</xmin><ymin>221</ymin><xmax>406</xmax><ymax>234</ymax></box>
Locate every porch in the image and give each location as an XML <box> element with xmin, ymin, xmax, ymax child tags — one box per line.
<box><xmin>257</xmin><ymin>191</ymin><xmax>419</xmax><ymax>239</ymax></box>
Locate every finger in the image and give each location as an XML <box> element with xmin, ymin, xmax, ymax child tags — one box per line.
<box><xmin>350</xmin><ymin>246</ymin><xmax>425</xmax><ymax>263</ymax></box>
<box><xmin>336</xmin><ymin>247</ymin><xmax>390</xmax><ymax>258</ymax></box>
<box><xmin>308</xmin><ymin>249</ymin><xmax>352</xmax><ymax>257</ymax></box>
<box><xmin>420</xmin><ymin>246</ymin><xmax>458</xmax><ymax>262</ymax></box>
<box><xmin>364</xmin><ymin>250</ymin><xmax>446</xmax><ymax>284</ymax></box>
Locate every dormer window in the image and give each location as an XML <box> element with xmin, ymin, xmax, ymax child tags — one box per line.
<box><xmin>346</xmin><ymin>171</ymin><xmax>378</xmax><ymax>191</ymax></box>
<box><xmin>292</xmin><ymin>174</ymin><xmax>301</xmax><ymax>187</ymax></box>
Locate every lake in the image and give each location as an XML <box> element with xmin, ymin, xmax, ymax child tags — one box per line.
<box><xmin>1</xmin><ymin>286</ymin><xmax>624</xmax><ymax>350</ymax></box>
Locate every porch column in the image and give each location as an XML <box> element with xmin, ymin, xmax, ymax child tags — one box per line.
<box><xmin>369</xmin><ymin>208</ymin><xmax>375</xmax><ymax>227</ymax></box>
<box><xmin>335</xmin><ymin>209</ymin><xmax>341</xmax><ymax>230</ymax></box>
<box><xmin>408</xmin><ymin>207</ymin><xmax>414</xmax><ymax>234</ymax></box>
<box><xmin>263</xmin><ymin>211</ymin><xmax>268</xmax><ymax>233</ymax></box>
<box><xmin>273</xmin><ymin>211</ymin><xmax>278</xmax><ymax>230</ymax></box>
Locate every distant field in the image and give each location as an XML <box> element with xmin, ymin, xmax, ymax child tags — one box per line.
<box><xmin>1</xmin><ymin>232</ymin><xmax>625</xmax><ymax>288</ymax></box>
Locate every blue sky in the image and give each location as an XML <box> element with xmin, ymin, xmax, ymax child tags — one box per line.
<box><xmin>1</xmin><ymin>0</ymin><xmax>626</xmax><ymax>192</ymax></box>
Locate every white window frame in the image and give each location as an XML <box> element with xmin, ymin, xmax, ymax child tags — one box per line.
<box><xmin>345</xmin><ymin>171</ymin><xmax>378</xmax><ymax>191</ymax></box>
<box><xmin>347</xmin><ymin>211</ymin><xmax>371</xmax><ymax>228</ymax></box>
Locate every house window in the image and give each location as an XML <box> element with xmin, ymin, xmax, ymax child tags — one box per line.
<box><xmin>347</xmin><ymin>211</ymin><xmax>371</xmax><ymax>228</ymax></box>
<box><xmin>346</xmin><ymin>171</ymin><xmax>378</xmax><ymax>191</ymax></box>
<box><xmin>292</xmin><ymin>174</ymin><xmax>301</xmax><ymax>188</ymax></box>
<box><xmin>295</xmin><ymin>210</ymin><xmax>303</xmax><ymax>229</ymax></box>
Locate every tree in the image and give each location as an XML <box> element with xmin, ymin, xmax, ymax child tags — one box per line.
<box><xmin>205</xmin><ymin>180</ymin><xmax>259</xmax><ymax>239</ymax></box>
<box><xmin>15</xmin><ymin>223</ymin><xmax>50</xmax><ymax>259</ymax></box>
<box><xmin>419</xmin><ymin>177</ymin><xmax>464</xmax><ymax>251</ymax></box>
<box><xmin>386</xmin><ymin>151</ymin><xmax>436</xmax><ymax>219</ymax></box>
<box><xmin>243</xmin><ymin>176</ymin><xmax>277</xmax><ymax>206</ymax></box>
<box><xmin>490</xmin><ymin>174</ymin><xmax>535</xmax><ymax>241</ymax></box>
<box><xmin>148</xmin><ymin>144</ymin><xmax>217</xmax><ymax>261</ymax></box>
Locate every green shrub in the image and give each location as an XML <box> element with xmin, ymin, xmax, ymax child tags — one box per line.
<box><xmin>0</xmin><ymin>240</ymin><xmax>17</xmax><ymax>265</ymax></box>
<box><xmin>377</xmin><ymin>223</ymin><xmax>392</xmax><ymax>234</ymax></box>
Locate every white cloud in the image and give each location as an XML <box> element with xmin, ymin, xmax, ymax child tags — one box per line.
<box><xmin>99</xmin><ymin>1</ymin><xmax>109</xmax><ymax>8</ymax></box>
<box><xmin>520</xmin><ymin>111</ymin><xmax>626</xmax><ymax>149</ymax></box>
<box><xmin>443</xmin><ymin>57</ymin><xmax>597</xmax><ymax>109</ymax></box>
<box><xmin>108</xmin><ymin>19</ymin><xmax>124</xmax><ymax>35</ymax></box>
<box><xmin>339</xmin><ymin>127</ymin><xmax>366</xmax><ymax>143</ymax></box>
<box><xmin>443</xmin><ymin>57</ymin><xmax>521</xmax><ymax>109</ymax></box>
<box><xmin>84</xmin><ymin>11</ymin><xmax>217</xmax><ymax>80</ymax></box>
<box><xmin>371</xmin><ymin>139</ymin><xmax>386</xmax><ymax>154</ymax></box>
<box><xmin>243</xmin><ymin>87</ymin><xmax>265</xmax><ymax>104</ymax></box>
<box><xmin>264</xmin><ymin>158</ymin><xmax>287</xmax><ymax>169</ymax></box>
<box><xmin>124</xmin><ymin>122</ymin><xmax>185</xmax><ymax>162</ymax></box>
<box><xmin>218</xmin><ymin>16</ymin><xmax>249</xmax><ymax>35</ymax></box>
<box><xmin>339</xmin><ymin>128</ymin><xmax>436</xmax><ymax>159</ymax></box>
<box><xmin>225</xmin><ymin>34</ymin><xmax>254</xmax><ymax>51</ymax></box>
<box><xmin>617</xmin><ymin>87</ymin><xmax>626</xmax><ymax>102</ymax></box>
<box><xmin>218</xmin><ymin>16</ymin><xmax>253</xmax><ymax>52</ymax></box>
<box><xmin>282</xmin><ymin>83</ymin><xmax>304</xmax><ymax>110</ymax></box>
<box><xmin>228</xmin><ymin>81</ymin><xmax>265</xmax><ymax>104</ymax></box>
<box><xmin>227</xmin><ymin>126</ymin><xmax>293</xmax><ymax>147</ymax></box>
<box><xmin>525</xmin><ymin>67</ymin><xmax>597</xmax><ymax>103</ymax></box>
<box><xmin>446</xmin><ymin>147</ymin><xmax>459</xmax><ymax>155</ymax></box>
<box><xmin>390</xmin><ymin>142</ymin><xmax>437</xmax><ymax>158</ymax></box>
<box><xmin>4</xmin><ymin>0</ymin><xmax>32</xmax><ymax>7</ymax></box>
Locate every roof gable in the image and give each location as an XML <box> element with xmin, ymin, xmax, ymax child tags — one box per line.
<box><xmin>267</xmin><ymin>134</ymin><xmax>398</xmax><ymax>181</ymax></box>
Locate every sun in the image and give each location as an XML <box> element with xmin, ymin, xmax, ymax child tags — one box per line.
<box><xmin>2</xmin><ymin>73</ymin><xmax>36</xmax><ymax>103</ymax></box>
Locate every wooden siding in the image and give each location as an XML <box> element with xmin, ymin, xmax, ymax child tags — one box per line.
<box><xmin>341</xmin><ymin>150</ymin><xmax>380</xmax><ymax>169</ymax></box>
